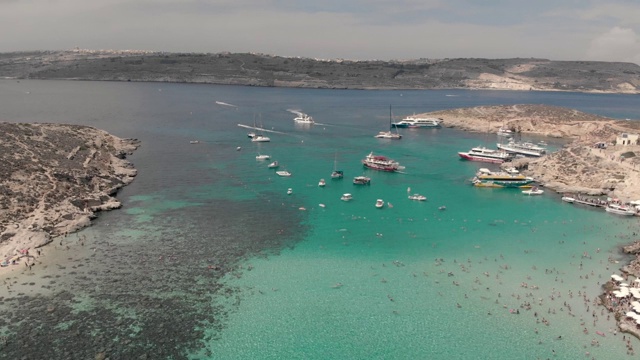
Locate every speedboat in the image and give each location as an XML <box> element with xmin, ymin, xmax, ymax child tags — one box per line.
<box><xmin>268</xmin><ymin>161</ymin><xmax>279</xmax><ymax>168</ymax></box>
<box><xmin>374</xmin><ymin>131</ymin><xmax>402</xmax><ymax>139</ymax></box>
<box><xmin>251</xmin><ymin>134</ymin><xmax>270</xmax><ymax>142</ymax></box>
<box><xmin>362</xmin><ymin>152</ymin><xmax>404</xmax><ymax>172</ymax></box>
<box><xmin>458</xmin><ymin>147</ymin><xmax>513</xmax><ymax>164</ymax></box>
<box><xmin>331</xmin><ymin>170</ymin><xmax>344</xmax><ymax>179</ymax></box>
<box><xmin>341</xmin><ymin>193</ymin><xmax>353</xmax><ymax>201</ymax></box>
<box><xmin>522</xmin><ymin>187</ymin><xmax>544</xmax><ymax>195</ymax></box>
<box><xmin>497</xmin><ymin>128</ymin><xmax>513</xmax><ymax>137</ymax></box>
<box><xmin>375</xmin><ymin>199</ymin><xmax>385</xmax><ymax>208</ymax></box>
<box><xmin>256</xmin><ymin>154</ymin><xmax>270</xmax><ymax>160</ymax></box>
<box><xmin>318</xmin><ymin>179</ymin><xmax>326</xmax><ymax>187</ymax></box>
<box><xmin>408</xmin><ymin>194</ymin><xmax>427</xmax><ymax>201</ymax></box>
<box><xmin>353</xmin><ymin>176</ymin><xmax>371</xmax><ymax>185</ymax></box>
<box><xmin>605</xmin><ymin>204</ymin><xmax>636</xmax><ymax>216</ymax></box>
<box><xmin>247</xmin><ymin>132</ymin><xmax>256</xmax><ymax>138</ymax></box>
<box><xmin>276</xmin><ymin>170</ymin><xmax>292</xmax><ymax>177</ymax></box>
<box><xmin>287</xmin><ymin>188</ymin><xmax>293</xmax><ymax>195</ymax></box>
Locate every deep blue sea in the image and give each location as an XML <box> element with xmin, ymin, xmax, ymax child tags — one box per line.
<box><xmin>1</xmin><ymin>79</ymin><xmax>640</xmax><ymax>359</ymax></box>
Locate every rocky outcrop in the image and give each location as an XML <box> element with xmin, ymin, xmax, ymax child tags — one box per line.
<box><xmin>0</xmin><ymin>122</ymin><xmax>139</xmax><ymax>259</ymax></box>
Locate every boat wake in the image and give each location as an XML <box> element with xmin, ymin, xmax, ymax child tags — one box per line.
<box><xmin>215</xmin><ymin>100</ymin><xmax>238</xmax><ymax>108</ymax></box>
<box><xmin>237</xmin><ymin>123</ymin><xmax>288</xmax><ymax>135</ymax></box>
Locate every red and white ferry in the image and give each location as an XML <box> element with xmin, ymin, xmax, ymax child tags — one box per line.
<box><xmin>362</xmin><ymin>152</ymin><xmax>404</xmax><ymax>172</ymax></box>
<box><xmin>458</xmin><ymin>147</ymin><xmax>513</xmax><ymax>164</ymax></box>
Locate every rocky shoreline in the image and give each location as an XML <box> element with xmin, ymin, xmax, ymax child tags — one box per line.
<box><xmin>0</xmin><ymin>122</ymin><xmax>139</xmax><ymax>266</ymax></box>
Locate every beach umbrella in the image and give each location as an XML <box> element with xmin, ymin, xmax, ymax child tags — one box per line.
<box><xmin>636</xmin><ymin>318</ymin><xmax>640</xmax><ymax>325</ymax></box>
<box><xmin>614</xmin><ymin>291</ymin><xmax>625</xmax><ymax>298</ymax></box>
<box><xmin>612</xmin><ymin>274</ymin><xmax>624</xmax><ymax>281</ymax></box>
<box><xmin>632</xmin><ymin>301</ymin><xmax>640</xmax><ymax>307</ymax></box>
<box><xmin>621</xmin><ymin>283</ymin><xmax>630</xmax><ymax>287</ymax></box>
<box><xmin>627</xmin><ymin>311</ymin><xmax>638</xmax><ymax>318</ymax></box>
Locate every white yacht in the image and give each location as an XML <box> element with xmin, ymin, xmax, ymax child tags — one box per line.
<box><xmin>293</xmin><ymin>113</ymin><xmax>314</xmax><ymax>124</ymax></box>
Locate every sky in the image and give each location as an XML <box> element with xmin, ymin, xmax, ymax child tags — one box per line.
<box><xmin>1</xmin><ymin>0</ymin><xmax>640</xmax><ymax>64</ymax></box>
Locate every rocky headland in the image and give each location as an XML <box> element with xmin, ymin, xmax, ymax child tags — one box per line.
<box><xmin>0</xmin><ymin>122</ymin><xmax>139</xmax><ymax>262</ymax></box>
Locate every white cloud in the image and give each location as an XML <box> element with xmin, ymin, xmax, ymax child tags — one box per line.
<box><xmin>586</xmin><ymin>27</ymin><xmax>640</xmax><ymax>64</ymax></box>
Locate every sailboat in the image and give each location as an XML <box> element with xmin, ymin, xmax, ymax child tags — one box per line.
<box><xmin>251</xmin><ymin>114</ymin><xmax>271</xmax><ymax>142</ymax></box>
<box><xmin>331</xmin><ymin>152</ymin><xmax>344</xmax><ymax>179</ymax></box>
<box><xmin>374</xmin><ymin>105</ymin><xmax>402</xmax><ymax>139</ymax></box>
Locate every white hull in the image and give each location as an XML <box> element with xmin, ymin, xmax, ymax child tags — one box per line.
<box><xmin>605</xmin><ymin>205</ymin><xmax>636</xmax><ymax>216</ymax></box>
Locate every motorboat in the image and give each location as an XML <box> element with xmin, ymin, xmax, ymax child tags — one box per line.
<box><xmin>392</xmin><ymin>115</ymin><xmax>442</xmax><ymax>128</ymax></box>
<box><xmin>374</xmin><ymin>131</ymin><xmax>402</xmax><ymax>139</ymax></box>
<box><xmin>497</xmin><ymin>128</ymin><xmax>513</xmax><ymax>137</ymax></box>
<box><xmin>458</xmin><ymin>147</ymin><xmax>513</xmax><ymax>164</ymax></box>
<box><xmin>251</xmin><ymin>134</ymin><xmax>271</xmax><ymax>142</ymax></box>
<box><xmin>522</xmin><ymin>187</ymin><xmax>544</xmax><ymax>195</ymax></box>
<box><xmin>408</xmin><ymin>194</ymin><xmax>427</xmax><ymax>201</ymax></box>
<box><xmin>353</xmin><ymin>176</ymin><xmax>371</xmax><ymax>185</ymax></box>
<box><xmin>561</xmin><ymin>196</ymin><xmax>575</xmax><ymax>203</ymax></box>
<box><xmin>247</xmin><ymin>132</ymin><xmax>256</xmax><ymax>139</ymax></box>
<box><xmin>341</xmin><ymin>193</ymin><xmax>353</xmax><ymax>201</ymax></box>
<box><xmin>276</xmin><ymin>170</ymin><xmax>292</xmax><ymax>177</ymax></box>
<box><xmin>362</xmin><ymin>152</ymin><xmax>404</xmax><ymax>172</ymax></box>
<box><xmin>605</xmin><ymin>204</ymin><xmax>636</xmax><ymax>216</ymax></box>
<box><xmin>375</xmin><ymin>199</ymin><xmax>385</xmax><ymax>208</ymax></box>
<box><xmin>318</xmin><ymin>179</ymin><xmax>326</xmax><ymax>187</ymax></box>
<box><xmin>268</xmin><ymin>161</ymin><xmax>279</xmax><ymax>168</ymax></box>
<box><xmin>497</xmin><ymin>140</ymin><xmax>546</xmax><ymax>157</ymax></box>
<box><xmin>293</xmin><ymin>113</ymin><xmax>314</xmax><ymax>124</ymax></box>
<box><xmin>256</xmin><ymin>154</ymin><xmax>270</xmax><ymax>160</ymax></box>
<box><xmin>189</xmin><ymin>140</ymin><xmax>200</xmax><ymax>144</ymax></box>
<box><xmin>287</xmin><ymin>188</ymin><xmax>293</xmax><ymax>195</ymax></box>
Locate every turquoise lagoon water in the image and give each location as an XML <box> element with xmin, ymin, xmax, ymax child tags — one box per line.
<box><xmin>1</xmin><ymin>80</ymin><xmax>640</xmax><ymax>359</ymax></box>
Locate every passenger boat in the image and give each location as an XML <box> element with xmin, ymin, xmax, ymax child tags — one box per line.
<box><xmin>267</xmin><ymin>161</ymin><xmax>279</xmax><ymax>168</ymax></box>
<box><xmin>251</xmin><ymin>134</ymin><xmax>271</xmax><ymax>142</ymax></box>
<box><xmin>353</xmin><ymin>176</ymin><xmax>371</xmax><ymax>185</ymax></box>
<box><xmin>522</xmin><ymin>187</ymin><xmax>544</xmax><ymax>195</ymax></box>
<box><xmin>318</xmin><ymin>179</ymin><xmax>326</xmax><ymax>187</ymax></box>
<box><xmin>375</xmin><ymin>199</ymin><xmax>385</xmax><ymax>208</ymax></box>
<box><xmin>408</xmin><ymin>194</ymin><xmax>427</xmax><ymax>201</ymax></box>
<box><xmin>497</xmin><ymin>140</ymin><xmax>546</xmax><ymax>157</ymax></box>
<box><xmin>392</xmin><ymin>115</ymin><xmax>442</xmax><ymax>128</ymax></box>
<box><xmin>458</xmin><ymin>147</ymin><xmax>513</xmax><ymax>164</ymax></box>
<box><xmin>256</xmin><ymin>154</ymin><xmax>270</xmax><ymax>160</ymax></box>
<box><xmin>605</xmin><ymin>204</ymin><xmax>636</xmax><ymax>216</ymax></box>
<box><xmin>473</xmin><ymin>168</ymin><xmax>535</xmax><ymax>188</ymax></box>
<box><xmin>276</xmin><ymin>170</ymin><xmax>292</xmax><ymax>177</ymax></box>
<box><xmin>341</xmin><ymin>193</ymin><xmax>353</xmax><ymax>201</ymax></box>
<box><xmin>362</xmin><ymin>152</ymin><xmax>404</xmax><ymax>172</ymax></box>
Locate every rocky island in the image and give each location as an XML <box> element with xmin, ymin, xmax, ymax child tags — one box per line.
<box><xmin>1</xmin><ymin>49</ymin><xmax>639</xmax><ymax>93</ymax></box>
<box><xmin>0</xmin><ymin>122</ymin><xmax>139</xmax><ymax>264</ymax></box>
